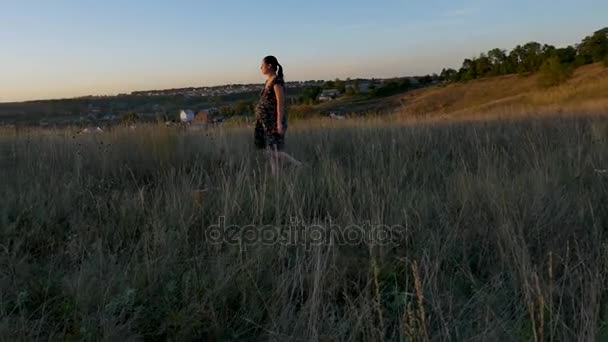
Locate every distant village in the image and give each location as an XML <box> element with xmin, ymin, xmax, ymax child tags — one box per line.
<box><xmin>126</xmin><ymin>80</ymin><xmax>326</xmax><ymax>98</ymax></box>
<box><xmin>1</xmin><ymin>75</ymin><xmax>438</xmax><ymax>128</ymax></box>
<box><xmin>122</xmin><ymin>77</ymin><xmax>426</xmax><ymax>99</ymax></box>
<box><xmin>82</xmin><ymin>78</ymin><xmax>410</xmax><ymax>123</ymax></box>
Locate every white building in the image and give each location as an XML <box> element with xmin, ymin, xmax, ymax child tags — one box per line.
<box><xmin>179</xmin><ymin>109</ymin><xmax>195</xmax><ymax>123</ymax></box>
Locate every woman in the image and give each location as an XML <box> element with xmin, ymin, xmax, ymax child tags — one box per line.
<box><xmin>255</xmin><ymin>55</ymin><xmax>302</xmax><ymax>174</ymax></box>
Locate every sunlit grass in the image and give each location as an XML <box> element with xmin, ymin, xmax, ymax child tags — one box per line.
<box><xmin>395</xmin><ymin>63</ymin><xmax>608</xmax><ymax>122</ymax></box>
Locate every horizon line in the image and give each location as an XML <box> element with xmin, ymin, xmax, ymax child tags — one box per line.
<box><xmin>0</xmin><ymin>73</ymin><xmax>423</xmax><ymax>104</ymax></box>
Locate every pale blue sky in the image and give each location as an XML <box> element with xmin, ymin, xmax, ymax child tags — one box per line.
<box><xmin>1</xmin><ymin>0</ymin><xmax>606</xmax><ymax>102</ymax></box>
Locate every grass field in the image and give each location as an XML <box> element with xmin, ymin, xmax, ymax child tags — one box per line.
<box><xmin>2</xmin><ymin>112</ymin><xmax>608</xmax><ymax>340</ymax></box>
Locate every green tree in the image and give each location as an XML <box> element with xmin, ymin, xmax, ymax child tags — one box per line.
<box><xmin>553</xmin><ymin>46</ymin><xmax>577</xmax><ymax>64</ymax></box>
<box><xmin>219</xmin><ymin>105</ymin><xmax>234</xmax><ymax>116</ymax></box>
<box><xmin>399</xmin><ymin>78</ymin><xmax>411</xmax><ymax>89</ymax></box>
<box><xmin>353</xmin><ymin>79</ymin><xmax>361</xmax><ymax>94</ymax></box>
<box><xmin>234</xmin><ymin>100</ymin><xmax>252</xmax><ymax>115</ymax></box>
<box><xmin>475</xmin><ymin>54</ymin><xmax>492</xmax><ymax>77</ymax></box>
<box><xmin>487</xmin><ymin>48</ymin><xmax>508</xmax><ymax>75</ymax></box>
<box><xmin>335</xmin><ymin>78</ymin><xmax>346</xmax><ymax>94</ymax></box>
<box><xmin>300</xmin><ymin>86</ymin><xmax>322</xmax><ymax>104</ymax></box>
<box><xmin>371</xmin><ymin>78</ymin><xmax>414</xmax><ymax>98</ymax></box>
<box><xmin>577</xmin><ymin>28</ymin><xmax>608</xmax><ymax>64</ymax></box>
<box><xmin>440</xmin><ymin>68</ymin><xmax>458</xmax><ymax>81</ymax></box>
<box><xmin>369</xmin><ymin>79</ymin><xmax>377</xmax><ymax>92</ymax></box>
<box><xmin>541</xmin><ymin>44</ymin><xmax>556</xmax><ymax>61</ymax></box>
<box><xmin>508</xmin><ymin>45</ymin><xmax>526</xmax><ymax>73</ymax></box>
<box><xmin>538</xmin><ymin>56</ymin><xmax>573</xmax><ymax>87</ymax></box>
<box><xmin>373</xmin><ymin>81</ymin><xmax>399</xmax><ymax>97</ymax></box>
<box><xmin>521</xmin><ymin>42</ymin><xmax>543</xmax><ymax>72</ymax></box>
<box><xmin>419</xmin><ymin>75</ymin><xmax>433</xmax><ymax>85</ymax></box>
<box><xmin>459</xmin><ymin>58</ymin><xmax>478</xmax><ymax>80</ymax></box>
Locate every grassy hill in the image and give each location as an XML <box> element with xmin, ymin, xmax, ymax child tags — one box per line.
<box><xmin>291</xmin><ymin>63</ymin><xmax>608</xmax><ymax>123</ymax></box>
<box><xmin>395</xmin><ymin>63</ymin><xmax>608</xmax><ymax>121</ymax></box>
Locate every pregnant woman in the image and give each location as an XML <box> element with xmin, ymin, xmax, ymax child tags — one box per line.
<box><xmin>255</xmin><ymin>55</ymin><xmax>302</xmax><ymax>175</ymax></box>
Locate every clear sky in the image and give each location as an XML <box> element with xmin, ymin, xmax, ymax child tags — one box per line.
<box><xmin>1</xmin><ymin>0</ymin><xmax>606</xmax><ymax>102</ymax></box>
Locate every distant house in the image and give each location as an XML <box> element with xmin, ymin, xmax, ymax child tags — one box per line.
<box><xmin>195</xmin><ymin>110</ymin><xmax>209</xmax><ymax>123</ymax></box>
<box><xmin>358</xmin><ymin>81</ymin><xmax>372</xmax><ymax>93</ymax></box>
<box><xmin>319</xmin><ymin>89</ymin><xmax>340</xmax><ymax>102</ymax></box>
<box><xmin>346</xmin><ymin>80</ymin><xmax>372</xmax><ymax>94</ymax></box>
<box><xmin>179</xmin><ymin>109</ymin><xmax>195</xmax><ymax>123</ymax></box>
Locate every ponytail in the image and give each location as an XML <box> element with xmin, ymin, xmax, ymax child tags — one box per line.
<box><xmin>277</xmin><ymin>63</ymin><xmax>284</xmax><ymax>80</ymax></box>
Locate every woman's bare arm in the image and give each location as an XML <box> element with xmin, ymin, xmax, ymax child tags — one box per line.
<box><xmin>274</xmin><ymin>83</ymin><xmax>286</xmax><ymax>134</ymax></box>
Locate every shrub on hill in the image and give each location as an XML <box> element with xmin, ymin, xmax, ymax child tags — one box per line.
<box><xmin>538</xmin><ymin>56</ymin><xmax>573</xmax><ymax>87</ymax></box>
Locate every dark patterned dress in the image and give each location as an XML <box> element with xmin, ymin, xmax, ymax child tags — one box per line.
<box><xmin>254</xmin><ymin>77</ymin><xmax>288</xmax><ymax>150</ymax></box>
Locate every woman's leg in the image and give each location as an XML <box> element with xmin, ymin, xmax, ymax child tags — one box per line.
<box><xmin>268</xmin><ymin>147</ymin><xmax>280</xmax><ymax>176</ymax></box>
<box><xmin>262</xmin><ymin>131</ymin><xmax>302</xmax><ymax>175</ymax></box>
<box><xmin>273</xmin><ymin>150</ymin><xmax>302</xmax><ymax>166</ymax></box>
<box><xmin>265</xmin><ymin>148</ymin><xmax>302</xmax><ymax>177</ymax></box>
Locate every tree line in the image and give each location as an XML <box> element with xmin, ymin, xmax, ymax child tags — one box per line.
<box><xmin>296</xmin><ymin>75</ymin><xmax>442</xmax><ymax>104</ymax></box>
<box><xmin>439</xmin><ymin>28</ymin><xmax>608</xmax><ymax>85</ymax></box>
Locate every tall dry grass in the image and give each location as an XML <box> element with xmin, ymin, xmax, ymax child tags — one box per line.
<box><xmin>2</xmin><ymin>114</ymin><xmax>608</xmax><ymax>340</ymax></box>
<box><xmin>396</xmin><ymin>63</ymin><xmax>608</xmax><ymax>123</ymax></box>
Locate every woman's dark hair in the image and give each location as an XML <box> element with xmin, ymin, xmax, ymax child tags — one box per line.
<box><xmin>263</xmin><ymin>55</ymin><xmax>284</xmax><ymax>80</ymax></box>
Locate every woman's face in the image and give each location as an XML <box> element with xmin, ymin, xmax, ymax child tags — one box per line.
<box><xmin>260</xmin><ymin>60</ymin><xmax>273</xmax><ymax>76</ymax></box>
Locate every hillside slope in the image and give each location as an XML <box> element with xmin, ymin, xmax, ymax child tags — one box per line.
<box><xmin>396</xmin><ymin>63</ymin><xmax>608</xmax><ymax>121</ymax></box>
